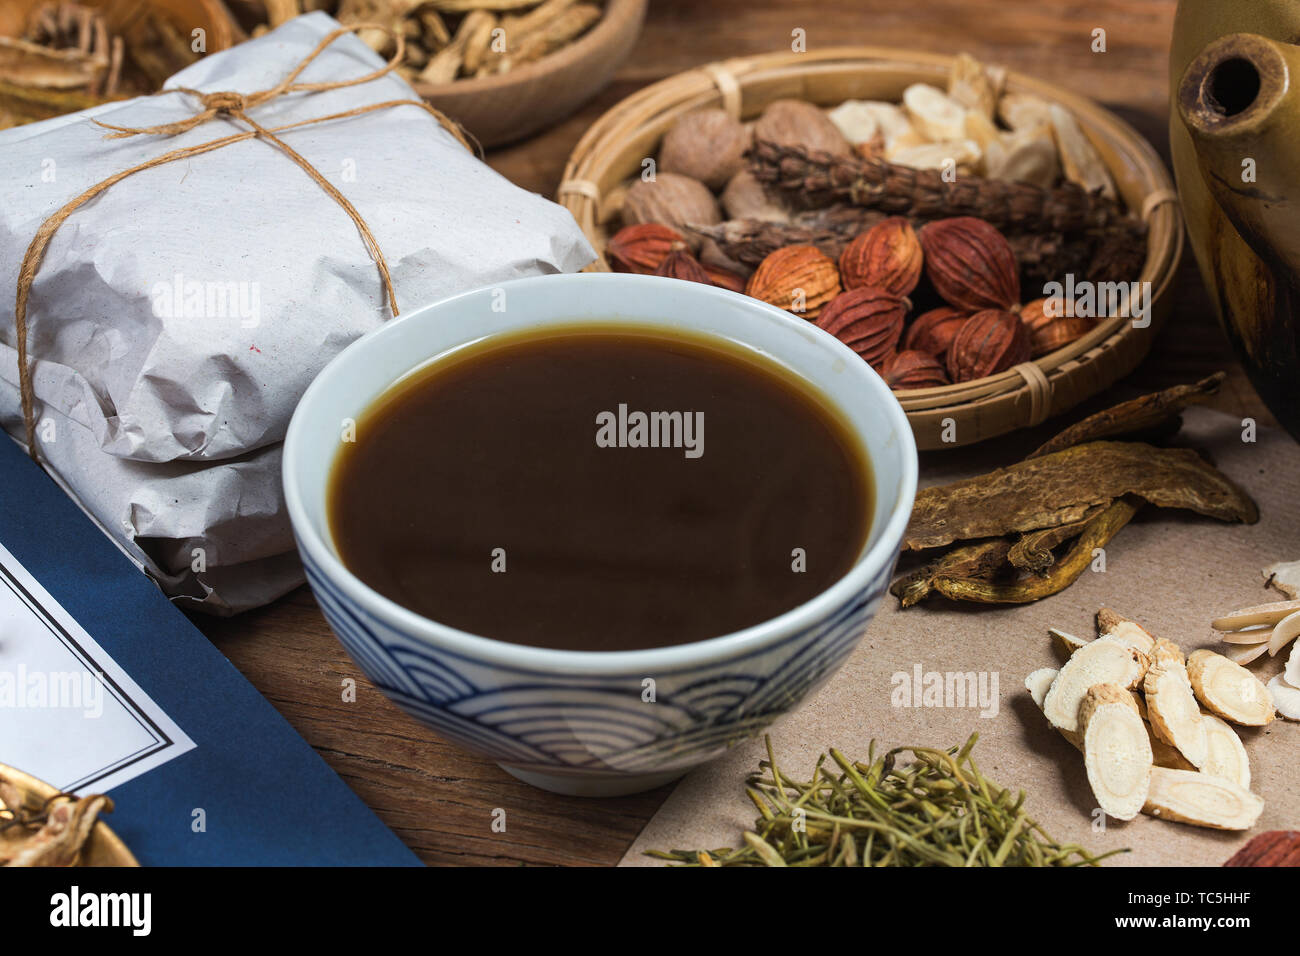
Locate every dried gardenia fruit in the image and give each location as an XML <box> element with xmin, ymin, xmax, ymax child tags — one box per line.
<box><xmin>902</xmin><ymin>306</ymin><xmax>967</xmax><ymax>359</ymax></box>
<box><xmin>1020</xmin><ymin>297</ymin><xmax>1094</xmax><ymax>357</ymax></box>
<box><xmin>655</xmin><ymin>247</ymin><xmax>713</xmax><ymax>285</ymax></box>
<box><xmin>606</xmin><ymin>223</ymin><xmax>687</xmax><ymax>274</ymax></box>
<box><xmin>883</xmin><ymin>349</ymin><xmax>950</xmax><ymax>389</ymax></box>
<box><xmin>946</xmin><ymin>308</ymin><xmax>1030</xmax><ymax>382</ymax></box>
<box><xmin>813</xmin><ymin>287</ymin><xmax>906</xmax><ymax>369</ymax></box>
<box><xmin>745</xmin><ymin>245</ymin><xmax>842</xmax><ymax>318</ymax></box>
<box><xmin>839</xmin><ymin>217</ymin><xmax>923</xmax><ymax>296</ymax></box>
<box><xmin>919</xmin><ymin>217</ymin><xmax>1021</xmax><ymax>311</ymax></box>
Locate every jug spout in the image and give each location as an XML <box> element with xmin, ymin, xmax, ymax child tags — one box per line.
<box><xmin>1177</xmin><ymin>32</ymin><xmax>1300</xmax><ymax>276</ymax></box>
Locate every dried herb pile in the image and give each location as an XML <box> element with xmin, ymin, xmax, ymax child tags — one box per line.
<box><xmin>649</xmin><ymin>734</ymin><xmax>1123</xmax><ymax>867</ymax></box>
<box><xmin>892</xmin><ymin>373</ymin><xmax>1259</xmax><ymax>607</ymax></box>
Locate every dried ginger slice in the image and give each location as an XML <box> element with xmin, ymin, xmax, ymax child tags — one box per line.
<box><xmin>1187</xmin><ymin>650</ymin><xmax>1275</xmax><ymax>725</ymax></box>
<box><xmin>1043</xmin><ymin>636</ymin><xmax>1148</xmax><ymax>733</ymax></box>
<box><xmin>1143</xmin><ymin>639</ymin><xmax>1208</xmax><ymax>768</ymax></box>
<box><xmin>1199</xmin><ymin>712</ymin><xmax>1250</xmax><ymax>789</ymax></box>
<box><xmin>1142</xmin><ymin>767</ymin><xmax>1263</xmax><ymax>830</ymax></box>
<box><xmin>1079</xmin><ymin>683</ymin><xmax>1152</xmax><ymax>820</ymax></box>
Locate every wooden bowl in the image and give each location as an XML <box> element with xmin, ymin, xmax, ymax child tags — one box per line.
<box><xmin>0</xmin><ymin>762</ymin><xmax>139</xmax><ymax>866</ymax></box>
<box><xmin>0</xmin><ymin>0</ymin><xmax>235</xmax><ymax>50</ymax></box>
<box><xmin>414</xmin><ymin>0</ymin><xmax>646</xmax><ymax>148</ymax></box>
<box><xmin>558</xmin><ymin>48</ymin><xmax>1184</xmax><ymax>450</ymax></box>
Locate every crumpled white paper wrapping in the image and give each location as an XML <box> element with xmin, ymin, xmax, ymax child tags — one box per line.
<box><xmin>0</xmin><ymin>13</ymin><xmax>596</xmax><ymax>613</ymax></box>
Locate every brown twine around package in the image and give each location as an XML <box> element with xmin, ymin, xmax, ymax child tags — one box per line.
<box><xmin>12</xmin><ymin>23</ymin><xmax>475</xmax><ymax>463</ymax></box>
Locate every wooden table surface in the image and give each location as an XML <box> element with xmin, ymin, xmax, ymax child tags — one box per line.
<box><xmin>197</xmin><ymin>0</ymin><xmax>1276</xmax><ymax>866</ymax></box>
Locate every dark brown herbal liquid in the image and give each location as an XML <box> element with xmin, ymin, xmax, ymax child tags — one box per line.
<box><xmin>327</xmin><ymin>325</ymin><xmax>872</xmax><ymax>652</ymax></box>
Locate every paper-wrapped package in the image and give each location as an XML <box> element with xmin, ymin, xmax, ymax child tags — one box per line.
<box><xmin>0</xmin><ymin>13</ymin><xmax>596</xmax><ymax>613</ymax></box>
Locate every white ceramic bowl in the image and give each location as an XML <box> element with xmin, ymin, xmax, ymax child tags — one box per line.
<box><xmin>284</xmin><ymin>273</ymin><xmax>917</xmax><ymax>796</ymax></box>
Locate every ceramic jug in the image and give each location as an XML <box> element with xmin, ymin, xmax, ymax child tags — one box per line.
<box><xmin>1171</xmin><ymin>0</ymin><xmax>1300</xmax><ymax>438</ymax></box>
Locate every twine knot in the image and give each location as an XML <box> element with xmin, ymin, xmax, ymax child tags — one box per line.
<box><xmin>201</xmin><ymin>91</ymin><xmax>248</xmax><ymax>113</ymax></box>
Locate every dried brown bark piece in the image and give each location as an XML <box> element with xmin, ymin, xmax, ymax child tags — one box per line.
<box><xmin>1028</xmin><ymin>373</ymin><xmax>1226</xmax><ymax>459</ymax></box>
<box><xmin>926</xmin><ymin>497</ymin><xmax>1140</xmax><ymax>604</ymax></box>
<box><xmin>904</xmin><ymin>441</ymin><xmax>1257</xmax><ymax>552</ymax></box>
<box><xmin>890</xmin><ymin>538</ymin><xmax>1013</xmax><ymax>608</ymax></box>
<box><xmin>1007</xmin><ymin>507</ymin><xmax>1104</xmax><ymax>573</ymax></box>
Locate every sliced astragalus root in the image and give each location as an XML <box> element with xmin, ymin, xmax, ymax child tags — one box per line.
<box><xmin>1267</xmin><ymin>609</ymin><xmax>1300</xmax><ymax>656</ymax></box>
<box><xmin>1225</xmin><ymin>642</ymin><xmax>1269</xmax><ymax>666</ymax></box>
<box><xmin>1267</xmin><ymin>675</ymin><xmax>1300</xmax><ymax>721</ymax></box>
<box><xmin>1043</xmin><ymin>636</ymin><xmax>1149</xmax><ymax>733</ymax></box>
<box><xmin>1095</xmin><ymin>610</ymin><xmax>1156</xmax><ymax>655</ymax></box>
<box><xmin>1199</xmin><ymin>713</ymin><xmax>1250</xmax><ymax>789</ymax></box>
<box><xmin>1187</xmin><ymin>650</ymin><xmax>1275</xmax><ymax>726</ymax></box>
<box><xmin>1211</xmin><ymin>599</ymin><xmax>1300</xmax><ymax>631</ymax></box>
<box><xmin>1049</xmin><ymin>627</ymin><xmax>1089</xmax><ymax>658</ymax></box>
<box><xmin>1286</xmin><ymin>642</ymin><xmax>1300</xmax><ymax>687</ymax></box>
<box><xmin>1079</xmin><ymin>683</ymin><xmax>1152</xmax><ymax>821</ymax></box>
<box><xmin>1144</xmin><ymin>639</ymin><xmax>1208</xmax><ymax>768</ymax></box>
<box><xmin>1142</xmin><ymin>767</ymin><xmax>1264</xmax><ymax>830</ymax></box>
<box><xmin>1024</xmin><ymin>668</ymin><xmax>1058</xmax><ymax>710</ymax></box>
<box><xmin>1148</xmin><ymin>730</ymin><xmax>1195</xmax><ymax>771</ymax></box>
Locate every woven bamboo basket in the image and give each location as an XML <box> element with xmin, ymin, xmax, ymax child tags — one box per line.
<box><xmin>557</xmin><ymin>48</ymin><xmax>1183</xmax><ymax>450</ymax></box>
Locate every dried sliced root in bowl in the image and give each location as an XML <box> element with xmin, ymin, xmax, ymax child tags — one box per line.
<box><xmin>1144</xmin><ymin>639</ymin><xmax>1208</xmax><ymax>769</ymax></box>
<box><xmin>1080</xmin><ymin>684</ymin><xmax>1152</xmax><ymax>820</ymax></box>
<box><xmin>1211</xmin><ymin>599</ymin><xmax>1300</xmax><ymax>631</ymax></box>
<box><xmin>1267</xmin><ymin>674</ymin><xmax>1300</xmax><ymax>721</ymax></box>
<box><xmin>1142</xmin><ymin>767</ymin><xmax>1263</xmax><ymax>830</ymax></box>
<box><xmin>1187</xmin><ymin>650</ymin><xmax>1275</xmax><ymax>726</ymax></box>
<box><xmin>1199</xmin><ymin>712</ymin><xmax>1250</xmax><ymax>789</ymax></box>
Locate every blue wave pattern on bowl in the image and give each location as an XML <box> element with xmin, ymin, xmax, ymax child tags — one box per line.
<box><xmin>303</xmin><ymin>547</ymin><xmax>891</xmax><ymax>775</ymax></box>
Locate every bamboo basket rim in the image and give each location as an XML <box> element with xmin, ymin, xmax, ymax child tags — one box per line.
<box><xmin>557</xmin><ymin>47</ymin><xmax>1184</xmax><ymax>445</ymax></box>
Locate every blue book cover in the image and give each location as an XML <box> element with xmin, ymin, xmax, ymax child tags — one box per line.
<box><xmin>0</xmin><ymin>435</ymin><xmax>419</xmax><ymax>866</ymax></box>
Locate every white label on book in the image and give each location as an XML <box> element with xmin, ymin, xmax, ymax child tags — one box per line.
<box><xmin>0</xmin><ymin>541</ymin><xmax>194</xmax><ymax>793</ymax></box>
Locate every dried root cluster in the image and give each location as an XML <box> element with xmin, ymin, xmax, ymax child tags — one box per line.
<box><xmin>0</xmin><ymin>1</ymin><xmax>202</xmax><ymax>128</ymax></box>
<box><xmin>0</xmin><ymin>774</ymin><xmax>115</xmax><ymax>867</ymax></box>
<box><xmin>1027</xmin><ymin>610</ymin><xmax>1272</xmax><ymax>831</ymax></box>
<box><xmin>245</xmin><ymin>0</ymin><xmax>605</xmax><ymax>84</ymax></box>
<box><xmin>603</xmin><ymin>53</ymin><xmax>1149</xmax><ymax>392</ymax></box>
<box><xmin>891</xmin><ymin>374</ymin><xmax>1257</xmax><ymax>607</ymax></box>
